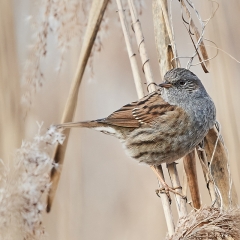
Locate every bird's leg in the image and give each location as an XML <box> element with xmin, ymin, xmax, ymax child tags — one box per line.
<box><xmin>151</xmin><ymin>166</ymin><xmax>186</xmax><ymax>203</ymax></box>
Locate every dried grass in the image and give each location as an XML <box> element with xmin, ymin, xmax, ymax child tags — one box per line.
<box><xmin>0</xmin><ymin>125</ymin><xmax>64</xmax><ymax>240</ymax></box>
<box><xmin>166</xmin><ymin>207</ymin><xmax>240</xmax><ymax>240</ymax></box>
<box><xmin>22</xmin><ymin>0</ymin><xmax>89</xmax><ymax>109</ymax></box>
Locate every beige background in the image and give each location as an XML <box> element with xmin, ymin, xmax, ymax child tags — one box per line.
<box><xmin>11</xmin><ymin>0</ymin><xmax>240</xmax><ymax>239</ymax></box>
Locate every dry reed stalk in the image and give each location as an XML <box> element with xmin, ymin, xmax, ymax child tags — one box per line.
<box><xmin>204</xmin><ymin>127</ymin><xmax>238</xmax><ymax>209</ymax></box>
<box><xmin>183</xmin><ymin>150</ymin><xmax>201</xmax><ymax>209</ymax></box>
<box><xmin>156</xmin><ymin>0</ymin><xmax>180</xmax><ymax>68</ymax></box>
<box><xmin>182</xmin><ymin>154</ymin><xmax>201</xmax><ymax>210</ymax></box>
<box><xmin>196</xmin><ymin>142</ymin><xmax>217</xmax><ymax>204</ymax></box>
<box><xmin>0</xmin><ymin>0</ymin><xmax>22</xmax><ymax>163</ymax></box>
<box><xmin>115</xmin><ymin>0</ymin><xmax>144</xmax><ymax>99</ymax></box>
<box><xmin>196</xmin><ymin>121</ymin><xmax>238</xmax><ymax>209</ymax></box>
<box><xmin>168</xmin><ymin>163</ymin><xmax>188</xmax><ymax>218</ymax></box>
<box><xmin>116</xmin><ymin>0</ymin><xmax>176</xmax><ymax>234</ymax></box>
<box><xmin>127</xmin><ymin>0</ymin><xmax>155</xmax><ymax>92</ymax></box>
<box><xmin>47</xmin><ymin>0</ymin><xmax>110</xmax><ymax>212</ymax></box>
<box><xmin>152</xmin><ymin>0</ymin><xmax>175</xmax><ymax>78</ymax></box>
<box><xmin>182</xmin><ymin>167</ymin><xmax>188</xmax><ymax>197</ymax></box>
<box><xmin>151</xmin><ymin>166</ymin><xmax>175</xmax><ymax>235</ymax></box>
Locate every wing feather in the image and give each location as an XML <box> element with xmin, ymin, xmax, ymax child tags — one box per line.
<box><xmin>98</xmin><ymin>91</ymin><xmax>177</xmax><ymax>128</ymax></box>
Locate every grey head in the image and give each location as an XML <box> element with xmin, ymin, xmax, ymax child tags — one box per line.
<box><xmin>160</xmin><ymin>68</ymin><xmax>216</xmax><ymax>130</ymax></box>
<box><xmin>159</xmin><ymin>68</ymin><xmax>208</xmax><ymax>106</ymax></box>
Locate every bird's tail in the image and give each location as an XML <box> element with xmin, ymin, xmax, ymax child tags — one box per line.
<box><xmin>56</xmin><ymin>120</ymin><xmax>105</xmax><ymax>129</ymax></box>
<box><xmin>56</xmin><ymin>119</ymin><xmax>118</xmax><ymax>136</ymax></box>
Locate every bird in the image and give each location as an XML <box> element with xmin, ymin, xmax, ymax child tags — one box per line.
<box><xmin>50</xmin><ymin>68</ymin><xmax>216</xmax><ymax>204</ymax></box>
<box><xmin>56</xmin><ymin>68</ymin><xmax>216</xmax><ymax>167</ymax></box>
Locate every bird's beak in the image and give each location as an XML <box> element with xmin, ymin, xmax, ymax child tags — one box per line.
<box><xmin>159</xmin><ymin>82</ymin><xmax>173</xmax><ymax>89</ymax></box>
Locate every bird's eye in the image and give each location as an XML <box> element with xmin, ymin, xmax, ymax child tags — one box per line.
<box><xmin>179</xmin><ymin>80</ymin><xmax>186</xmax><ymax>86</ymax></box>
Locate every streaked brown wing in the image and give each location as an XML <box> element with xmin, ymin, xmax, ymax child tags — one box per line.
<box><xmin>100</xmin><ymin>91</ymin><xmax>177</xmax><ymax>128</ymax></box>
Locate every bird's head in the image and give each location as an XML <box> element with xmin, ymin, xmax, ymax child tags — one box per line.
<box><xmin>159</xmin><ymin>68</ymin><xmax>207</xmax><ymax>106</ymax></box>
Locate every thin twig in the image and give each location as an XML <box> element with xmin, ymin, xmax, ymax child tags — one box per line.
<box><xmin>168</xmin><ymin>163</ymin><xmax>188</xmax><ymax>218</ymax></box>
<box><xmin>115</xmin><ymin>0</ymin><xmax>144</xmax><ymax>98</ymax></box>
<box><xmin>151</xmin><ymin>166</ymin><xmax>175</xmax><ymax>236</ymax></box>
<box><xmin>180</xmin><ymin>0</ymin><xmax>209</xmax><ymax>72</ymax></box>
<box><xmin>182</xmin><ymin>165</ymin><xmax>188</xmax><ymax>197</ymax></box>
<box><xmin>182</xmin><ymin>0</ymin><xmax>218</xmax><ymax>71</ymax></box>
<box><xmin>127</xmin><ymin>0</ymin><xmax>155</xmax><ymax>92</ymax></box>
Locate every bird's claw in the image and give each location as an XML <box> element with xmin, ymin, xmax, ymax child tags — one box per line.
<box><xmin>155</xmin><ymin>188</ymin><xmax>172</xmax><ymax>204</ymax></box>
<box><xmin>155</xmin><ymin>185</ymin><xmax>187</xmax><ymax>204</ymax></box>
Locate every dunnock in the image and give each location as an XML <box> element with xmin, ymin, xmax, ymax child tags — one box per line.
<box><xmin>57</xmin><ymin>68</ymin><xmax>216</xmax><ymax>166</ymax></box>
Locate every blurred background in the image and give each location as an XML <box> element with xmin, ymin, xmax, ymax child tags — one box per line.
<box><xmin>1</xmin><ymin>0</ymin><xmax>240</xmax><ymax>239</ymax></box>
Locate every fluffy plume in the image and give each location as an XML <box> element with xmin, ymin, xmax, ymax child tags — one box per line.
<box><xmin>0</xmin><ymin>124</ymin><xmax>65</xmax><ymax>240</ymax></box>
<box><xmin>22</xmin><ymin>0</ymin><xmax>85</xmax><ymax>109</ymax></box>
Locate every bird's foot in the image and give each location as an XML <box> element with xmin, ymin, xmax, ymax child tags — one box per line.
<box><xmin>156</xmin><ymin>187</ymin><xmax>172</xmax><ymax>204</ymax></box>
<box><xmin>155</xmin><ymin>185</ymin><xmax>186</xmax><ymax>204</ymax></box>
